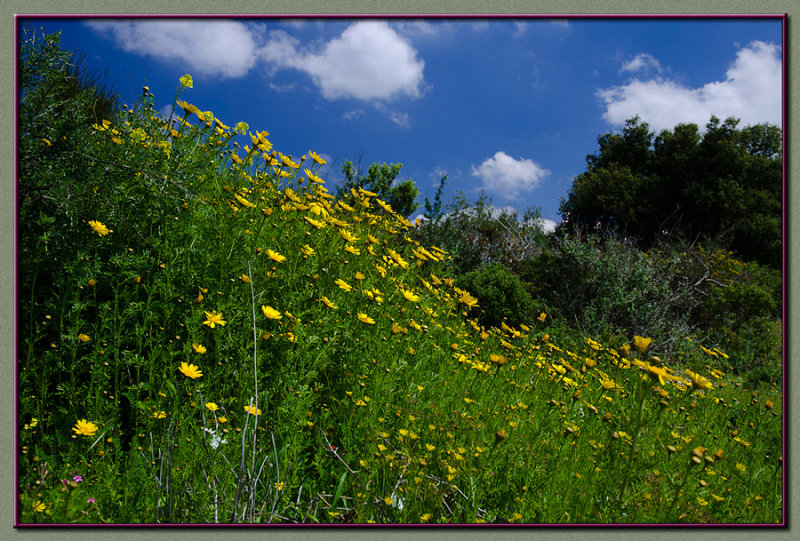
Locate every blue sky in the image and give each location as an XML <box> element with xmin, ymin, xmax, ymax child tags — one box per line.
<box><xmin>20</xmin><ymin>16</ymin><xmax>783</xmax><ymax>229</ymax></box>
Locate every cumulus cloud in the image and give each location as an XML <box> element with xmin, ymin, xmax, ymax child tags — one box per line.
<box><xmin>261</xmin><ymin>21</ymin><xmax>425</xmax><ymax>101</ymax></box>
<box><xmin>534</xmin><ymin>217</ymin><xmax>558</xmax><ymax>233</ymax></box>
<box><xmin>87</xmin><ymin>20</ymin><xmax>260</xmax><ymax>79</ymax></box>
<box><xmin>471</xmin><ymin>151</ymin><xmax>550</xmax><ymax>199</ymax></box>
<box><xmin>599</xmin><ymin>41</ymin><xmax>782</xmax><ymax>131</ymax></box>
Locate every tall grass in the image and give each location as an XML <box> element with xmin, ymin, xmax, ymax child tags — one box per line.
<box><xmin>17</xmin><ymin>72</ymin><xmax>782</xmax><ymax>525</ymax></box>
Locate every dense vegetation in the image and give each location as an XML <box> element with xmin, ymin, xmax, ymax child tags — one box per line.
<box><xmin>559</xmin><ymin>115</ymin><xmax>782</xmax><ymax>269</ymax></box>
<box><xmin>17</xmin><ymin>29</ymin><xmax>782</xmax><ymax>525</ymax></box>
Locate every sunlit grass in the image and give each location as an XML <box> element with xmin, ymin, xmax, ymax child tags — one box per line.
<box><xmin>17</xmin><ymin>74</ymin><xmax>782</xmax><ymax>525</ymax></box>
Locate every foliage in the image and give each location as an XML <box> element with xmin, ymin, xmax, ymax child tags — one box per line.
<box><xmin>455</xmin><ymin>263</ymin><xmax>539</xmax><ymax>330</ymax></box>
<box><xmin>337</xmin><ymin>157</ymin><xmax>420</xmax><ymax>217</ymax></box>
<box><xmin>422</xmin><ymin>173</ymin><xmax>448</xmax><ymax>223</ymax></box>
<box><xmin>414</xmin><ymin>192</ymin><xmax>548</xmax><ymax>275</ymax></box>
<box><xmin>560</xmin><ymin>116</ymin><xmax>782</xmax><ymax>268</ymax></box>
<box><xmin>17</xmin><ymin>32</ymin><xmax>782</xmax><ymax>525</ymax></box>
<box><xmin>518</xmin><ymin>233</ymin><xmax>689</xmax><ymax>346</ymax></box>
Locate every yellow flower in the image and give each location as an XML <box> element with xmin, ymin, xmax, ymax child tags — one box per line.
<box><xmin>632</xmin><ymin>335</ymin><xmax>652</xmax><ymax>353</ymax></box>
<box><xmin>320</xmin><ymin>296</ymin><xmax>338</xmax><ymax>309</ymax></box>
<box><xmin>179</xmin><ymin>74</ymin><xmax>193</xmax><ymax>88</ymax></box>
<box><xmin>358</xmin><ymin>313</ymin><xmax>376</xmax><ymax>325</ymax></box>
<box><xmin>203</xmin><ymin>310</ymin><xmax>227</xmax><ymax>328</ymax></box>
<box><xmin>339</xmin><ymin>228</ymin><xmax>360</xmax><ymax>243</ymax></box>
<box><xmin>309</xmin><ymin>150</ymin><xmax>327</xmax><ymax>165</ymax></box>
<box><xmin>152</xmin><ymin>411</ymin><xmax>167</xmax><ymax>419</ymax></box>
<box><xmin>387</xmin><ymin>249</ymin><xmax>409</xmax><ymax>269</ymax></box>
<box><xmin>244</xmin><ymin>405</ymin><xmax>262</xmax><ymax>416</ymax></box>
<box><xmin>218</xmin><ymin>416</ymin><xmax>228</xmax><ymax>423</ymax></box>
<box><xmin>179</xmin><ymin>361</ymin><xmax>203</xmax><ymax>379</ymax></box>
<box><xmin>304</xmin><ymin>216</ymin><xmax>325</xmax><ymax>229</ymax></box>
<box><xmin>32</xmin><ymin>500</ymin><xmax>46</xmax><ymax>513</ymax></box>
<box><xmin>261</xmin><ymin>305</ymin><xmax>282</xmax><ymax>320</ymax></box>
<box><xmin>78</xmin><ymin>333</ymin><xmax>90</xmax><ymax>343</ymax></box>
<box><xmin>206</xmin><ymin>402</ymin><xmax>219</xmax><ymax>412</ymax></box>
<box><xmin>72</xmin><ymin>419</ymin><xmax>99</xmax><ymax>437</ymax></box>
<box><xmin>88</xmin><ymin>220</ymin><xmax>111</xmax><ymax>236</ymax></box>
<box><xmin>335</xmin><ymin>278</ymin><xmax>353</xmax><ymax>292</ymax></box>
<box><xmin>266</xmin><ymin>249</ymin><xmax>286</xmax><ymax>263</ymax></box>
<box><xmin>234</xmin><ymin>193</ymin><xmax>256</xmax><ymax>208</ymax></box>
<box><xmin>192</xmin><ymin>343</ymin><xmax>207</xmax><ymax>354</ymax></box>
<box><xmin>391</xmin><ymin>322</ymin><xmax>408</xmax><ymax>335</ymax></box>
<box><xmin>537</xmin><ymin>312</ymin><xmax>547</xmax><ymax>323</ymax></box>
<box><xmin>401</xmin><ymin>288</ymin><xmax>419</xmax><ymax>302</ymax></box>
<box><xmin>301</xmin><ymin>244</ymin><xmax>315</xmax><ymax>257</ymax></box>
<box><xmin>344</xmin><ymin>245</ymin><xmax>360</xmax><ymax>255</ymax></box>
<box><xmin>600</xmin><ymin>375</ymin><xmax>619</xmax><ymax>391</ymax></box>
<box><xmin>685</xmin><ymin>369</ymin><xmax>713</xmax><ymax>390</ymax></box>
<box><xmin>458</xmin><ymin>290</ymin><xmax>479</xmax><ymax>309</ymax></box>
<box><xmin>633</xmin><ymin>359</ymin><xmax>670</xmax><ymax>386</ymax></box>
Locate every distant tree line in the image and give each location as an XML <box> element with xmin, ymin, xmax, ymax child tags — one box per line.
<box><xmin>559</xmin><ymin>115</ymin><xmax>782</xmax><ymax>269</ymax></box>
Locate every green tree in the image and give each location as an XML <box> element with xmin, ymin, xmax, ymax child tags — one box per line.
<box><xmin>336</xmin><ymin>156</ymin><xmax>420</xmax><ymax>217</ymax></box>
<box><xmin>559</xmin><ymin>116</ymin><xmax>782</xmax><ymax>268</ymax></box>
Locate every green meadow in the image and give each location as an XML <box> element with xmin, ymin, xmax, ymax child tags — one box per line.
<box><xmin>17</xmin><ymin>29</ymin><xmax>783</xmax><ymax>524</ymax></box>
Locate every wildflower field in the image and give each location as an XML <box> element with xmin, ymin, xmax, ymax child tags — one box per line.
<box><xmin>16</xmin><ymin>31</ymin><xmax>783</xmax><ymax>525</ymax></box>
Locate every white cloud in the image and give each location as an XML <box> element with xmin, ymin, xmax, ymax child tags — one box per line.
<box><xmin>261</xmin><ymin>21</ymin><xmax>425</xmax><ymax>101</ymax></box>
<box><xmin>533</xmin><ymin>217</ymin><xmax>558</xmax><ymax>233</ymax></box>
<box><xmin>599</xmin><ymin>41</ymin><xmax>782</xmax><ymax>131</ymax></box>
<box><xmin>393</xmin><ymin>21</ymin><xmax>446</xmax><ymax>39</ymax></box>
<box><xmin>342</xmin><ymin>108</ymin><xmax>365</xmax><ymax>120</ymax></box>
<box><xmin>374</xmin><ymin>103</ymin><xmax>411</xmax><ymax>128</ymax></box>
<box><xmin>471</xmin><ymin>151</ymin><xmax>550</xmax><ymax>199</ymax></box>
<box><xmin>268</xmin><ymin>81</ymin><xmax>296</xmax><ymax>93</ymax></box>
<box><xmin>620</xmin><ymin>53</ymin><xmax>661</xmax><ymax>74</ymax></box>
<box><xmin>87</xmin><ymin>20</ymin><xmax>260</xmax><ymax>79</ymax></box>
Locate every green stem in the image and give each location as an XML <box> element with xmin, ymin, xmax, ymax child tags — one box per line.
<box><xmin>617</xmin><ymin>377</ymin><xmax>648</xmax><ymax>502</ymax></box>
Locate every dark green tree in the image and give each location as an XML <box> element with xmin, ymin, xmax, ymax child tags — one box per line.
<box><xmin>336</xmin><ymin>156</ymin><xmax>420</xmax><ymax>217</ymax></box>
<box><xmin>559</xmin><ymin>116</ymin><xmax>782</xmax><ymax>268</ymax></box>
<box><xmin>422</xmin><ymin>173</ymin><xmax>448</xmax><ymax>223</ymax></box>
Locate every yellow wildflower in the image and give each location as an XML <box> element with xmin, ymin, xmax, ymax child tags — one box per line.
<box><xmin>88</xmin><ymin>220</ymin><xmax>111</xmax><ymax>237</ymax></box>
<box><xmin>266</xmin><ymin>249</ymin><xmax>286</xmax><ymax>263</ymax></box>
<box><xmin>179</xmin><ymin>361</ymin><xmax>203</xmax><ymax>379</ymax></box>
<box><xmin>203</xmin><ymin>310</ymin><xmax>227</xmax><ymax>328</ymax></box>
<box><xmin>72</xmin><ymin>419</ymin><xmax>99</xmax><ymax>437</ymax></box>
<box><xmin>244</xmin><ymin>405</ymin><xmax>262</xmax><ymax>416</ymax></box>
<box><xmin>261</xmin><ymin>305</ymin><xmax>282</xmax><ymax>320</ymax></box>
<box><xmin>335</xmin><ymin>278</ymin><xmax>353</xmax><ymax>292</ymax></box>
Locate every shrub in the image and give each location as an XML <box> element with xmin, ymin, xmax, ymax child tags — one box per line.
<box><xmin>519</xmin><ymin>234</ymin><xmax>688</xmax><ymax>345</ymax></box>
<box><xmin>455</xmin><ymin>263</ymin><xmax>539</xmax><ymax>329</ymax></box>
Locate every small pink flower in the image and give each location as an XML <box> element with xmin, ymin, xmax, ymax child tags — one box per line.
<box><xmin>73</xmin><ymin>475</ymin><xmax>83</xmax><ymax>483</ymax></box>
<box><xmin>87</xmin><ymin>497</ymin><xmax>96</xmax><ymax>504</ymax></box>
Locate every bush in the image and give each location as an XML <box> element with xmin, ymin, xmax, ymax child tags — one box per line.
<box><xmin>518</xmin><ymin>234</ymin><xmax>687</xmax><ymax>345</ymax></box>
<box><xmin>455</xmin><ymin>263</ymin><xmax>538</xmax><ymax>329</ymax></box>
